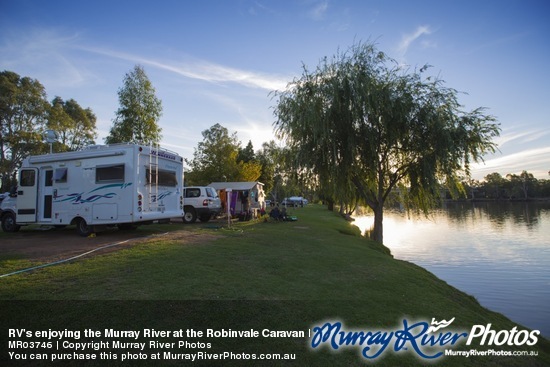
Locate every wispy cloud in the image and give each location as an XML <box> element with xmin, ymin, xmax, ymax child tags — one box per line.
<box><xmin>0</xmin><ymin>29</ymin><xmax>89</xmax><ymax>87</ymax></box>
<box><xmin>79</xmin><ymin>46</ymin><xmax>289</xmax><ymax>91</ymax></box>
<box><xmin>472</xmin><ymin>147</ymin><xmax>550</xmax><ymax>178</ymax></box>
<box><xmin>397</xmin><ymin>25</ymin><xmax>433</xmax><ymax>58</ymax></box>
<box><xmin>495</xmin><ymin>128</ymin><xmax>550</xmax><ymax>148</ymax></box>
<box><xmin>247</xmin><ymin>1</ymin><xmax>279</xmax><ymax>17</ymax></box>
<box><xmin>465</xmin><ymin>32</ymin><xmax>530</xmax><ymax>55</ymax></box>
<box><xmin>1</xmin><ymin>29</ymin><xmax>290</xmax><ymax>92</ymax></box>
<box><xmin>308</xmin><ymin>0</ymin><xmax>329</xmax><ymax>21</ymax></box>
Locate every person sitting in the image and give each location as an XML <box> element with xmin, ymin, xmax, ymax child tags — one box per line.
<box><xmin>281</xmin><ymin>206</ymin><xmax>287</xmax><ymax>221</ymax></box>
<box><xmin>270</xmin><ymin>206</ymin><xmax>281</xmax><ymax>221</ymax></box>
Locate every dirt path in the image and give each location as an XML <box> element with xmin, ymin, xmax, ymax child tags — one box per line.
<box><xmin>0</xmin><ymin>223</ymin><xmax>219</xmax><ymax>264</ymax></box>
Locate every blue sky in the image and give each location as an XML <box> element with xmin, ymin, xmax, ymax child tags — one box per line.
<box><xmin>1</xmin><ymin>0</ymin><xmax>549</xmax><ymax>179</ymax></box>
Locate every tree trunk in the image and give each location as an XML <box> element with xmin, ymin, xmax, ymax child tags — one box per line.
<box><xmin>371</xmin><ymin>205</ymin><xmax>384</xmax><ymax>244</ymax></box>
<box><xmin>327</xmin><ymin>199</ymin><xmax>334</xmax><ymax>211</ymax></box>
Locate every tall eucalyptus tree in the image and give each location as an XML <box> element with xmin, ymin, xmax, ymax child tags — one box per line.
<box><xmin>105</xmin><ymin>65</ymin><xmax>162</xmax><ymax>145</ymax></box>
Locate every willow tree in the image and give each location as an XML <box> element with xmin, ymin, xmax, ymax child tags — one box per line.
<box><xmin>273</xmin><ymin>42</ymin><xmax>500</xmax><ymax>244</ymax></box>
<box><xmin>105</xmin><ymin>65</ymin><xmax>162</xmax><ymax>145</ymax></box>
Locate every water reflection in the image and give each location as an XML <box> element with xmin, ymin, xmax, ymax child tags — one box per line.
<box><xmin>443</xmin><ymin>201</ymin><xmax>547</xmax><ymax>230</ymax></box>
<box><xmin>353</xmin><ymin>201</ymin><xmax>550</xmax><ymax>337</ymax></box>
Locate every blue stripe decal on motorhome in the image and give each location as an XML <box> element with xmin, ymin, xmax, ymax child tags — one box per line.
<box><xmin>153</xmin><ymin>191</ymin><xmax>172</xmax><ymax>202</ymax></box>
<box><xmin>89</xmin><ymin>182</ymin><xmax>133</xmax><ymax>193</ymax></box>
<box><xmin>54</xmin><ymin>182</ymin><xmax>133</xmax><ymax>204</ymax></box>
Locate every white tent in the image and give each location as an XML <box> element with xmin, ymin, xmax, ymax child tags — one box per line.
<box><xmin>209</xmin><ymin>181</ymin><xmax>265</xmax><ymax>216</ymax></box>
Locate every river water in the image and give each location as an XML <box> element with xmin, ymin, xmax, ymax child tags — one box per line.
<box><xmin>352</xmin><ymin>201</ymin><xmax>550</xmax><ymax>337</ymax></box>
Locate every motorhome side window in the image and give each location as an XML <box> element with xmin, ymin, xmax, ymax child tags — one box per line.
<box><xmin>45</xmin><ymin>170</ymin><xmax>53</xmax><ymax>187</ymax></box>
<box><xmin>20</xmin><ymin>170</ymin><xmax>35</xmax><ymax>186</ymax></box>
<box><xmin>54</xmin><ymin>168</ymin><xmax>68</xmax><ymax>183</ymax></box>
<box><xmin>96</xmin><ymin>164</ymin><xmax>125</xmax><ymax>183</ymax></box>
<box><xmin>146</xmin><ymin>169</ymin><xmax>178</xmax><ymax>187</ymax></box>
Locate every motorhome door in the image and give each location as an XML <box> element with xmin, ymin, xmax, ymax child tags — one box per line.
<box><xmin>39</xmin><ymin>168</ymin><xmax>53</xmax><ymax>221</ymax></box>
<box><xmin>16</xmin><ymin>168</ymin><xmax>39</xmax><ymax>223</ymax></box>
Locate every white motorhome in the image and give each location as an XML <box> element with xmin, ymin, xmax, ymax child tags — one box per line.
<box><xmin>0</xmin><ymin>144</ymin><xmax>184</xmax><ymax>236</ymax></box>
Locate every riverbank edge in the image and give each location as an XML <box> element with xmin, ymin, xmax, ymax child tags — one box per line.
<box><xmin>345</xmin><ymin>205</ymin><xmax>549</xmax><ymax>342</ymax></box>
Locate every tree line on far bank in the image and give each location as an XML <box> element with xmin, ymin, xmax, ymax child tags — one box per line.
<box><xmin>466</xmin><ymin>171</ymin><xmax>550</xmax><ymax>200</ymax></box>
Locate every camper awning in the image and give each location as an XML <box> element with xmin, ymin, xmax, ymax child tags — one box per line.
<box><xmin>209</xmin><ymin>182</ymin><xmax>263</xmax><ymax>191</ymax></box>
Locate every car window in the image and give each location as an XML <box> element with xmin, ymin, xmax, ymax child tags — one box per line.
<box><xmin>206</xmin><ymin>187</ymin><xmax>218</xmax><ymax>198</ymax></box>
<box><xmin>185</xmin><ymin>188</ymin><xmax>201</xmax><ymax>198</ymax></box>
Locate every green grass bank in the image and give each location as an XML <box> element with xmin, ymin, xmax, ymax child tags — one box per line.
<box><xmin>1</xmin><ymin>204</ymin><xmax>548</xmax><ymax>366</ymax></box>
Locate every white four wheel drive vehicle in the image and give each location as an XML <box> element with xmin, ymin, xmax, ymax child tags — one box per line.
<box><xmin>0</xmin><ymin>144</ymin><xmax>184</xmax><ymax>236</ymax></box>
<box><xmin>183</xmin><ymin>186</ymin><xmax>221</xmax><ymax>224</ymax></box>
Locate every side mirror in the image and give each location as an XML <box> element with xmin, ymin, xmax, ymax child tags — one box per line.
<box><xmin>9</xmin><ymin>186</ymin><xmax>17</xmax><ymax>197</ymax></box>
